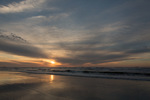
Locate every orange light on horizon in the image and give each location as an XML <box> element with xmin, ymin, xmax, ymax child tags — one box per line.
<box><xmin>44</xmin><ymin>59</ymin><xmax>55</xmax><ymax>64</ymax></box>
<box><xmin>50</xmin><ymin>61</ymin><xmax>55</xmax><ymax>64</ymax></box>
<box><xmin>43</xmin><ymin>59</ymin><xmax>62</xmax><ymax>67</ymax></box>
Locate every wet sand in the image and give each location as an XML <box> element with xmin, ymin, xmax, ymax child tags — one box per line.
<box><xmin>1</xmin><ymin>71</ymin><xmax>150</xmax><ymax>100</ymax></box>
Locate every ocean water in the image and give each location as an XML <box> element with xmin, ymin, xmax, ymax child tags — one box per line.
<box><xmin>0</xmin><ymin>71</ymin><xmax>150</xmax><ymax>100</ymax></box>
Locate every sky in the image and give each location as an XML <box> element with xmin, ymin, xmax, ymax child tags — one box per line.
<box><xmin>0</xmin><ymin>0</ymin><xmax>150</xmax><ymax>67</ymax></box>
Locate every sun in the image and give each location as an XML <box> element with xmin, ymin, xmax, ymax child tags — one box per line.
<box><xmin>44</xmin><ymin>59</ymin><xmax>56</xmax><ymax>64</ymax></box>
<box><xmin>50</xmin><ymin>61</ymin><xmax>55</xmax><ymax>64</ymax></box>
<box><xmin>43</xmin><ymin>59</ymin><xmax>62</xmax><ymax>66</ymax></box>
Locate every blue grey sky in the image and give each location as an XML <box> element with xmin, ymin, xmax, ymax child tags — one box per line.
<box><xmin>0</xmin><ymin>0</ymin><xmax>150</xmax><ymax>67</ymax></box>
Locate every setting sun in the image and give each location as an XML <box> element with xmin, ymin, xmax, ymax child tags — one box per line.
<box><xmin>43</xmin><ymin>59</ymin><xmax>62</xmax><ymax>66</ymax></box>
<box><xmin>43</xmin><ymin>59</ymin><xmax>55</xmax><ymax>64</ymax></box>
<box><xmin>50</xmin><ymin>61</ymin><xmax>55</xmax><ymax>64</ymax></box>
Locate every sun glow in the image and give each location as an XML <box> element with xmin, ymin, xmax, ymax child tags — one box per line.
<box><xmin>50</xmin><ymin>61</ymin><xmax>55</xmax><ymax>64</ymax></box>
<box><xmin>43</xmin><ymin>59</ymin><xmax>62</xmax><ymax>67</ymax></box>
<box><xmin>44</xmin><ymin>59</ymin><xmax>55</xmax><ymax>64</ymax></box>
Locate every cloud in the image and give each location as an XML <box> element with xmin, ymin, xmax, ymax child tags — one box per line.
<box><xmin>0</xmin><ymin>61</ymin><xmax>46</xmax><ymax>67</ymax></box>
<box><xmin>0</xmin><ymin>0</ymin><xmax>46</xmax><ymax>13</ymax></box>
<box><xmin>99</xmin><ymin>22</ymin><xmax>128</xmax><ymax>33</ymax></box>
<box><xmin>0</xmin><ymin>32</ymin><xmax>27</xmax><ymax>43</ymax></box>
<box><xmin>55</xmin><ymin>52</ymin><xmax>130</xmax><ymax>65</ymax></box>
<box><xmin>0</xmin><ymin>31</ymin><xmax>49</xmax><ymax>58</ymax></box>
<box><xmin>126</xmin><ymin>46</ymin><xmax>150</xmax><ymax>54</ymax></box>
<box><xmin>0</xmin><ymin>0</ymin><xmax>150</xmax><ymax>67</ymax></box>
<box><xmin>52</xmin><ymin>21</ymin><xmax>150</xmax><ymax>66</ymax></box>
<box><xmin>27</xmin><ymin>13</ymin><xmax>70</xmax><ymax>23</ymax></box>
<box><xmin>55</xmin><ymin>44</ymin><xmax>150</xmax><ymax>65</ymax></box>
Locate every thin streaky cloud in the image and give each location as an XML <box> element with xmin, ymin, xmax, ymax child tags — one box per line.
<box><xmin>0</xmin><ymin>0</ymin><xmax>46</xmax><ymax>13</ymax></box>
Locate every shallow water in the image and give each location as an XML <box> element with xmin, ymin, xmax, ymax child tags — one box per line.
<box><xmin>1</xmin><ymin>71</ymin><xmax>150</xmax><ymax>100</ymax></box>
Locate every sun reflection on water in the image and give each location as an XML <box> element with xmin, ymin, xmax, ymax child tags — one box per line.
<box><xmin>49</xmin><ymin>75</ymin><xmax>54</xmax><ymax>83</ymax></box>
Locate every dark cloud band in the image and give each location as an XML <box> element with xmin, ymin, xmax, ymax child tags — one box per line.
<box><xmin>0</xmin><ymin>32</ymin><xmax>49</xmax><ymax>58</ymax></box>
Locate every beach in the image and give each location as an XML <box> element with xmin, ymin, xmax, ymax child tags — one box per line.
<box><xmin>1</xmin><ymin>71</ymin><xmax>150</xmax><ymax>100</ymax></box>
